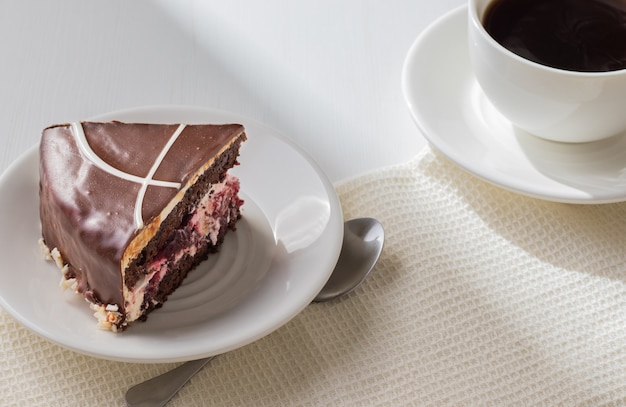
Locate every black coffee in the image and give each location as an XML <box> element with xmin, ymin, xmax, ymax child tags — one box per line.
<box><xmin>483</xmin><ymin>0</ymin><xmax>626</xmax><ymax>72</ymax></box>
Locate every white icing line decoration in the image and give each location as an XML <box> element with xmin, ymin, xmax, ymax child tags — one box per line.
<box><xmin>133</xmin><ymin>123</ymin><xmax>186</xmax><ymax>228</ymax></box>
<box><xmin>70</xmin><ymin>122</ymin><xmax>185</xmax><ymax>228</ymax></box>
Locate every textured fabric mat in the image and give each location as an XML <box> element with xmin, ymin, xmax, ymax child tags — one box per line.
<box><xmin>2</xmin><ymin>146</ymin><xmax>626</xmax><ymax>406</ymax></box>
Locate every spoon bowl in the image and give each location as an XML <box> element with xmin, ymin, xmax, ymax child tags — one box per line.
<box><xmin>314</xmin><ymin>217</ymin><xmax>384</xmax><ymax>302</ymax></box>
<box><xmin>125</xmin><ymin>217</ymin><xmax>384</xmax><ymax>407</ymax></box>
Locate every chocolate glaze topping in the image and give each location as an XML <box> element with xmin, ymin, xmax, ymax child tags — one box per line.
<box><xmin>39</xmin><ymin>122</ymin><xmax>245</xmax><ymax>311</ymax></box>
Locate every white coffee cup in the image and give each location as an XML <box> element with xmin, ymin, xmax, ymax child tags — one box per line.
<box><xmin>468</xmin><ymin>0</ymin><xmax>626</xmax><ymax>143</ymax></box>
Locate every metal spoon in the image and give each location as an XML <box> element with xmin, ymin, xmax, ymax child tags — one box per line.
<box><xmin>125</xmin><ymin>217</ymin><xmax>384</xmax><ymax>407</ymax></box>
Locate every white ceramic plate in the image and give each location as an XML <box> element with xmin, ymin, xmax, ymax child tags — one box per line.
<box><xmin>402</xmin><ymin>6</ymin><xmax>626</xmax><ymax>204</ymax></box>
<box><xmin>0</xmin><ymin>105</ymin><xmax>343</xmax><ymax>363</ymax></box>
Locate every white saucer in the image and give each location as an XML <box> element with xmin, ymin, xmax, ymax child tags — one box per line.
<box><xmin>0</xmin><ymin>106</ymin><xmax>343</xmax><ymax>362</ymax></box>
<box><xmin>402</xmin><ymin>6</ymin><xmax>626</xmax><ymax>204</ymax></box>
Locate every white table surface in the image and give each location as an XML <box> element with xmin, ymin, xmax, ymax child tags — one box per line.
<box><xmin>0</xmin><ymin>0</ymin><xmax>464</xmax><ymax>182</ymax></box>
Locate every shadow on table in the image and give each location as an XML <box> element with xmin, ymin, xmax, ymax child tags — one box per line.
<box><xmin>434</xmin><ymin>147</ymin><xmax>626</xmax><ymax>284</ymax></box>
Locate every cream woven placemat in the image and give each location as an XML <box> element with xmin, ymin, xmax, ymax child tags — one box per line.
<box><xmin>2</xmin><ymin>146</ymin><xmax>626</xmax><ymax>406</ymax></box>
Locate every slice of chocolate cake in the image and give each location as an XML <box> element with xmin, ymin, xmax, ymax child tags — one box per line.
<box><xmin>39</xmin><ymin>121</ymin><xmax>246</xmax><ymax>332</ymax></box>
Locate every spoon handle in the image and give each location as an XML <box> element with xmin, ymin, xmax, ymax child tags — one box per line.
<box><xmin>125</xmin><ymin>356</ymin><xmax>215</xmax><ymax>407</ymax></box>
